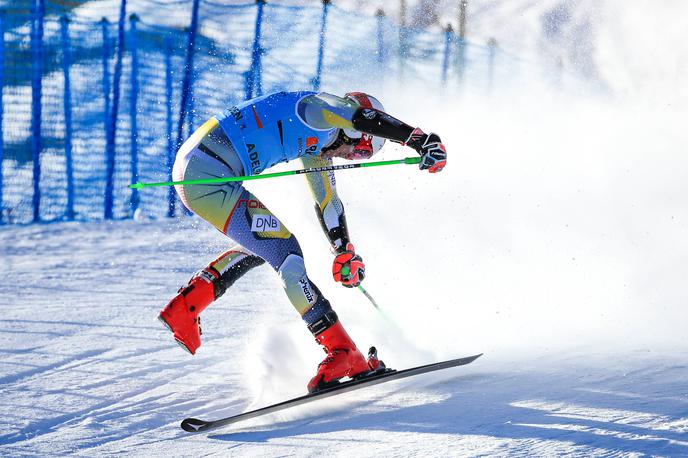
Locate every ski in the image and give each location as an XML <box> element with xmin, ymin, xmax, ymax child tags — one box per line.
<box><xmin>181</xmin><ymin>353</ymin><xmax>482</xmax><ymax>433</ymax></box>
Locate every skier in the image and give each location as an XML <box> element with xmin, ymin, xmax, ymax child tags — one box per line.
<box><xmin>159</xmin><ymin>91</ymin><xmax>446</xmax><ymax>393</ymax></box>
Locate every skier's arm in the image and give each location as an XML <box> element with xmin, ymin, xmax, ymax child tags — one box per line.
<box><xmin>301</xmin><ymin>155</ymin><xmax>350</xmax><ymax>252</ymax></box>
<box><xmin>301</xmin><ymin>155</ymin><xmax>365</xmax><ymax>287</ymax></box>
<box><xmin>299</xmin><ymin>93</ymin><xmax>447</xmax><ymax>173</ymax></box>
<box><xmin>349</xmin><ymin>107</ymin><xmax>447</xmax><ymax>173</ymax></box>
<box><xmin>299</xmin><ymin>92</ymin><xmax>413</xmax><ymax>141</ymax></box>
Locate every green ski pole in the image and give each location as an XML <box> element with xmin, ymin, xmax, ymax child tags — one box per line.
<box><xmin>129</xmin><ymin>156</ymin><xmax>422</xmax><ymax>189</ymax></box>
<box><xmin>341</xmin><ymin>266</ymin><xmax>382</xmax><ymax>312</ymax></box>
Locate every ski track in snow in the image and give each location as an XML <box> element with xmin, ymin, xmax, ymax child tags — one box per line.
<box><xmin>1</xmin><ymin>220</ymin><xmax>687</xmax><ymax>457</ymax></box>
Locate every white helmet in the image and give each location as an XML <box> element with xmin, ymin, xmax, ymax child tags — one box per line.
<box><xmin>341</xmin><ymin>92</ymin><xmax>386</xmax><ymax>159</ymax></box>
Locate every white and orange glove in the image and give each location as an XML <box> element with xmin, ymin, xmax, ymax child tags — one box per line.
<box><xmin>332</xmin><ymin>243</ymin><xmax>365</xmax><ymax>288</ymax></box>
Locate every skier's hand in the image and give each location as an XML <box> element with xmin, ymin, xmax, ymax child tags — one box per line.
<box><xmin>332</xmin><ymin>243</ymin><xmax>365</xmax><ymax>288</ymax></box>
<box><xmin>406</xmin><ymin>128</ymin><xmax>447</xmax><ymax>173</ymax></box>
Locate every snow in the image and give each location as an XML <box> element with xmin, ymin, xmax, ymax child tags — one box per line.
<box><xmin>2</xmin><ymin>0</ymin><xmax>688</xmax><ymax>455</ymax></box>
<box><xmin>2</xmin><ymin>83</ymin><xmax>688</xmax><ymax>454</ymax></box>
<box><xmin>1</xmin><ymin>221</ymin><xmax>687</xmax><ymax>457</ymax></box>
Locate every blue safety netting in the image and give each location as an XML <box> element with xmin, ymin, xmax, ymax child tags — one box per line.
<box><xmin>0</xmin><ymin>0</ymin><xmax>570</xmax><ymax>224</ymax></box>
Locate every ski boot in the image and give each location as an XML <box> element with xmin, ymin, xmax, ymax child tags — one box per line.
<box><xmin>159</xmin><ymin>269</ymin><xmax>218</xmax><ymax>355</ymax></box>
<box><xmin>307</xmin><ymin>312</ymin><xmax>383</xmax><ymax>393</ymax></box>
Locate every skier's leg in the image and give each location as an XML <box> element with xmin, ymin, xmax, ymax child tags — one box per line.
<box><xmin>163</xmin><ymin>120</ymin><xmax>371</xmax><ymax>387</ymax></box>
<box><xmin>160</xmin><ymin>120</ymin><xmax>265</xmax><ymax>354</ymax></box>
<box><xmin>210</xmin><ymin>247</ymin><xmax>266</xmax><ymax>297</ymax></box>
<box><xmin>169</xmin><ymin>119</ymin><xmax>321</xmax><ymax>325</ymax></box>
<box><xmin>220</xmin><ymin>189</ymin><xmax>371</xmax><ymax>391</ymax></box>
<box><xmin>159</xmin><ymin>246</ymin><xmax>265</xmax><ymax>354</ymax></box>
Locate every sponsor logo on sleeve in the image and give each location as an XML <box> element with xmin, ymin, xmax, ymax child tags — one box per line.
<box><xmin>362</xmin><ymin>108</ymin><xmax>376</xmax><ymax>119</ymax></box>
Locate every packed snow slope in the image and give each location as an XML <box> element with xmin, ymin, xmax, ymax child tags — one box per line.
<box><xmin>2</xmin><ymin>0</ymin><xmax>688</xmax><ymax>456</ymax></box>
<box><xmin>1</xmin><ymin>84</ymin><xmax>687</xmax><ymax>456</ymax></box>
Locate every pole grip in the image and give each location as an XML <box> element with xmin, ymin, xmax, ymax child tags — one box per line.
<box><xmin>404</xmin><ymin>156</ymin><xmax>422</xmax><ymax>165</ymax></box>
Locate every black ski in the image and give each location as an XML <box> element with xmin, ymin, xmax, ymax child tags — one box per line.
<box><xmin>181</xmin><ymin>353</ymin><xmax>482</xmax><ymax>433</ymax></box>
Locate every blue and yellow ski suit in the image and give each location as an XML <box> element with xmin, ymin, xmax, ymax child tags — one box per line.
<box><xmin>172</xmin><ymin>91</ymin><xmax>360</xmax><ymax>329</ymax></box>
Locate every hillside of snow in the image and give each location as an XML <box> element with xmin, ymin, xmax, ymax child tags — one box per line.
<box><xmin>2</xmin><ymin>0</ymin><xmax>688</xmax><ymax>456</ymax></box>
<box><xmin>1</xmin><ymin>216</ymin><xmax>687</xmax><ymax>456</ymax></box>
<box><xmin>2</xmin><ymin>82</ymin><xmax>687</xmax><ymax>454</ymax></box>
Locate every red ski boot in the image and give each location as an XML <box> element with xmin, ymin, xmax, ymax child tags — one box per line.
<box><xmin>307</xmin><ymin>317</ymin><xmax>375</xmax><ymax>393</ymax></box>
<box><xmin>159</xmin><ymin>269</ymin><xmax>218</xmax><ymax>355</ymax></box>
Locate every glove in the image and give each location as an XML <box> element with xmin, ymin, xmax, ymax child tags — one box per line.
<box><xmin>332</xmin><ymin>243</ymin><xmax>365</xmax><ymax>288</ymax></box>
<box><xmin>405</xmin><ymin>128</ymin><xmax>447</xmax><ymax>173</ymax></box>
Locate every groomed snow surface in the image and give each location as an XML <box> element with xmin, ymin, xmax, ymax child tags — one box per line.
<box><xmin>1</xmin><ymin>219</ymin><xmax>687</xmax><ymax>457</ymax></box>
<box><xmin>2</xmin><ymin>85</ymin><xmax>688</xmax><ymax>456</ymax></box>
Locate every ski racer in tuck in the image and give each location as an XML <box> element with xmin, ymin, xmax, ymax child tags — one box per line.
<box><xmin>159</xmin><ymin>91</ymin><xmax>447</xmax><ymax>393</ymax></box>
